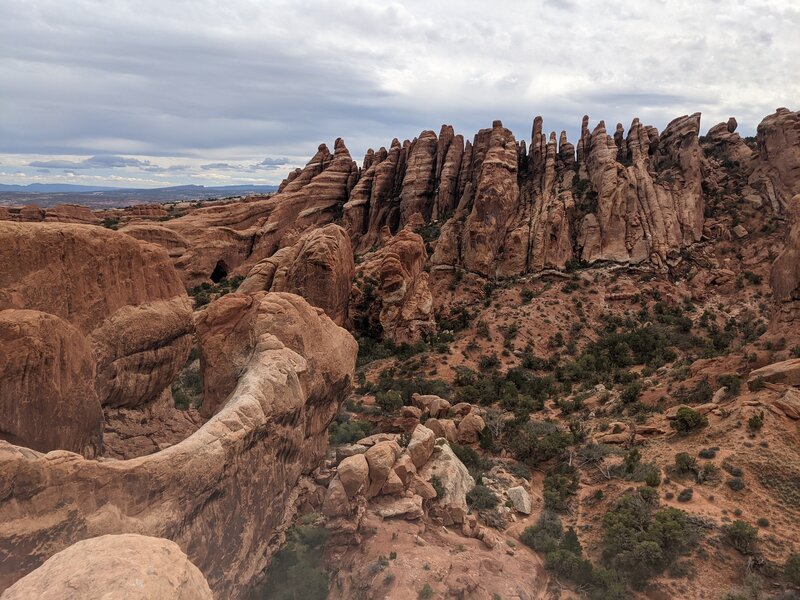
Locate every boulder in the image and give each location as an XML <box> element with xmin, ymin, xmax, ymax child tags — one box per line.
<box><xmin>419</xmin><ymin>442</ymin><xmax>475</xmax><ymax>525</ymax></box>
<box><xmin>373</xmin><ymin>495</ymin><xmax>424</xmax><ymax>520</ymax></box>
<box><xmin>380</xmin><ymin>469</ymin><xmax>404</xmax><ymax>495</ymax></box>
<box><xmin>365</xmin><ymin>441</ymin><xmax>401</xmax><ymax>497</ymax></box>
<box><xmin>337</xmin><ymin>454</ymin><xmax>370</xmax><ymax>497</ymax></box>
<box><xmin>1</xmin><ymin>534</ymin><xmax>212</xmax><ymax>600</ymax></box>
<box><xmin>335</xmin><ymin>443</ymin><xmax>367</xmax><ymax>463</ymax></box>
<box><xmin>424</xmin><ymin>418</ymin><xmax>458</xmax><ymax>443</ymax></box>
<box><xmin>401</xmin><ymin>405</ymin><xmax>423</xmax><ymax>419</ymax></box>
<box><xmin>428</xmin><ymin>397</ymin><xmax>452</xmax><ymax>418</ymax></box>
<box><xmin>457</xmin><ymin>413</ymin><xmax>486</xmax><ymax>444</ymax></box>
<box><xmin>406</xmin><ymin>424</ymin><xmax>436</xmax><ymax>468</ymax></box>
<box><xmin>392</xmin><ymin>453</ymin><xmax>417</xmax><ymax>485</ymax></box>
<box><xmin>773</xmin><ymin>387</ymin><xmax>800</xmax><ymax>420</ymax></box>
<box><xmin>748</xmin><ymin>359</ymin><xmax>800</xmax><ymax>387</ymax></box>
<box><xmin>322</xmin><ymin>476</ymin><xmax>351</xmax><ymax>517</ymax></box>
<box><xmin>506</xmin><ymin>486</ymin><xmax>532</xmax><ymax>515</ymax></box>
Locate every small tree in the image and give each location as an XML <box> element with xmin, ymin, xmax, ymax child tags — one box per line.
<box><xmin>722</xmin><ymin>520</ymin><xmax>758</xmax><ymax>554</ymax></box>
<box><xmin>670</xmin><ymin>407</ymin><xmax>708</xmax><ymax>434</ymax></box>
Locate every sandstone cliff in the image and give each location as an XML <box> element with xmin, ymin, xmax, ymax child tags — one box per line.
<box><xmin>0</xmin><ymin>292</ymin><xmax>357</xmax><ymax>598</ymax></box>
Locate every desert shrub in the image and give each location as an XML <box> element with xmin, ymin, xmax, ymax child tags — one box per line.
<box><xmin>508</xmin><ymin>420</ymin><xmax>573</xmax><ymax>467</ymax></box>
<box><xmin>418</xmin><ymin>584</ymin><xmax>434</xmax><ymax>599</ymax></box>
<box><xmin>674</xmin><ymin>452</ymin><xmax>698</xmax><ymax>474</ymax></box>
<box><xmin>698</xmin><ymin>447</ymin><xmax>718</xmax><ymax>459</ymax></box>
<box><xmin>376</xmin><ymin>390</ymin><xmax>403</xmax><ymax>413</ymax></box>
<box><xmin>521</xmin><ymin>288</ymin><xmax>535</xmax><ymax>304</ymax></box>
<box><xmin>677</xmin><ymin>488</ymin><xmax>693</xmax><ymax>502</ymax></box>
<box><xmin>329</xmin><ymin>418</ymin><xmax>372</xmax><ymax>445</ymax></box>
<box><xmin>756</xmin><ymin>517</ymin><xmax>770</xmax><ymax>528</ymax></box>
<box><xmin>748</xmin><ymin>376</ymin><xmax>765</xmax><ymax>392</ymax></box>
<box><xmin>722</xmin><ymin>459</ymin><xmax>744</xmax><ymax>477</ymax></box>
<box><xmin>748</xmin><ymin>412</ymin><xmax>764</xmax><ymax>432</ymax></box>
<box><xmin>686</xmin><ymin>378</ymin><xmax>714</xmax><ymax>404</ymax></box>
<box><xmin>255</xmin><ymin>524</ymin><xmax>329</xmax><ymax>600</ymax></box>
<box><xmin>718</xmin><ymin>374</ymin><xmax>742</xmax><ymax>398</ymax></box>
<box><xmin>521</xmin><ymin>511</ymin><xmax>564</xmax><ymax>553</ymax></box>
<box><xmin>430</xmin><ymin>475</ymin><xmax>444</xmax><ymax>498</ymax></box>
<box><xmin>478</xmin><ymin>354</ymin><xmax>500</xmax><ymax>370</ymax></box>
<box><xmin>722</xmin><ymin>520</ymin><xmax>758</xmax><ymax>554</ymax></box>
<box><xmin>727</xmin><ymin>477</ymin><xmax>746</xmax><ymax>491</ymax></box>
<box><xmin>670</xmin><ymin>407</ymin><xmax>708</xmax><ymax>434</ymax></box>
<box><xmin>466</xmin><ymin>484</ymin><xmax>498</xmax><ymax>509</ymax></box>
<box><xmin>785</xmin><ymin>553</ymin><xmax>800</xmax><ymax>586</ymax></box>
<box><xmin>543</xmin><ymin>464</ymin><xmax>579</xmax><ymax>511</ymax></box>
<box><xmin>602</xmin><ymin>492</ymin><xmax>700</xmax><ymax>587</ymax></box>
<box><xmin>621</xmin><ymin>380</ymin><xmax>643</xmax><ymax>404</ymax></box>
<box><xmin>450</xmin><ymin>443</ymin><xmax>488</xmax><ymax>476</ymax></box>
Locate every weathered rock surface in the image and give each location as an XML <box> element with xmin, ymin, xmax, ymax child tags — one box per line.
<box><xmin>238</xmin><ymin>223</ymin><xmax>354</xmax><ymax>325</ymax></box>
<box><xmin>349</xmin><ymin>225</ymin><xmax>435</xmax><ymax>343</ymax></box>
<box><xmin>419</xmin><ymin>442</ymin><xmax>475</xmax><ymax>525</ymax></box>
<box><xmin>748</xmin><ymin>359</ymin><xmax>800</xmax><ymax>387</ymax></box>
<box><xmin>154</xmin><ymin>140</ymin><xmax>358</xmax><ymax>287</ymax></box>
<box><xmin>0</xmin><ymin>292</ymin><xmax>357</xmax><ymax>598</ymax></box>
<box><xmin>506</xmin><ymin>486</ymin><xmax>532</xmax><ymax>515</ymax></box>
<box><xmin>750</xmin><ymin>108</ymin><xmax>800</xmax><ymax>211</ymax></box>
<box><xmin>0</xmin><ymin>310</ymin><xmax>103</xmax><ymax>456</ymax></box>
<box><xmin>0</xmin><ymin>222</ymin><xmax>193</xmax><ymax>410</ymax></box>
<box><xmin>457</xmin><ymin>412</ymin><xmax>486</xmax><ymax>444</ymax></box>
<box><xmin>0</xmin><ymin>534</ymin><xmax>213</xmax><ymax>600</ymax></box>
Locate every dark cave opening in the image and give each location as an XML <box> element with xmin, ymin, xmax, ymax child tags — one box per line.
<box><xmin>210</xmin><ymin>260</ymin><xmax>228</xmax><ymax>283</ymax></box>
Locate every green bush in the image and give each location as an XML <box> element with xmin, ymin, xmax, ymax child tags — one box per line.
<box><xmin>466</xmin><ymin>484</ymin><xmax>498</xmax><ymax>509</ymax></box>
<box><xmin>602</xmin><ymin>493</ymin><xmax>700</xmax><ymax>586</ymax></box>
<box><xmin>520</xmin><ymin>511</ymin><xmax>564</xmax><ymax>553</ymax></box>
<box><xmin>785</xmin><ymin>553</ymin><xmax>800</xmax><ymax>585</ymax></box>
<box><xmin>670</xmin><ymin>407</ymin><xmax>708</xmax><ymax>434</ymax></box>
<box><xmin>674</xmin><ymin>452</ymin><xmax>698</xmax><ymax>474</ymax></box>
<box><xmin>747</xmin><ymin>411</ymin><xmax>764</xmax><ymax>432</ymax></box>
<box><xmin>254</xmin><ymin>524</ymin><xmax>329</xmax><ymax>600</ymax></box>
<box><xmin>543</xmin><ymin>464</ymin><xmax>578</xmax><ymax>511</ymax></box>
<box><xmin>686</xmin><ymin>378</ymin><xmax>714</xmax><ymax>404</ymax></box>
<box><xmin>721</xmin><ymin>520</ymin><xmax>758</xmax><ymax>554</ymax></box>
<box><xmin>717</xmin><ymin>374</ymin><xmax>742</xmax><ymax>398</ymax></box>
<box><xmin>329</xmin><ymin>418</ymin><xmax>372</xmax><ymax>445</ymax></box>
<box><xmin>376</xmin><ymin>390</ymin><xmax>403</xmax><ymax>413</ymax></box>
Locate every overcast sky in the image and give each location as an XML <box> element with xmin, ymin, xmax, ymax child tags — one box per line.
<box><xmin>0</xmin><ymin>0</ymin><xmax>798</xmax><ymax>188</ymax></box>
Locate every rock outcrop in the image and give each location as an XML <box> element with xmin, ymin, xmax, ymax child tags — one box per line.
<box><xmin>0</xmin><ymin>310</ymin><xmax>103</xmax><ymax>456</ymax></box>
<box><xmin>349</xmin><ymin>225</ymin><xmax>435</xmax><ymax>343</ymax></box>
<box><xmin>0</xmin><ymin>292</ymin><xmax>357</xmax><ymax>597</ymax></box>
<box><xmin>238</xmin><ymin>223</ymin><xmax>354</xmax><ymax>326</ymax></box>
<box><xmin>750</xmin><ymin>108</ymin><xmax>800</xmax><ymax>211</ymax></box>
<box><xmin>140</xmin><ymin>140</ymin><xmax>358</xmax><ymax>287</ymax></box>
<box><xmin>0</xmin><ymin>223</ymin><xmax>193</xmax><ymax>410</ymax></box>
<box><xmin>0</xmin><ymin>534</ymin><xmax>213</xmax><ymax>600</ymax></box>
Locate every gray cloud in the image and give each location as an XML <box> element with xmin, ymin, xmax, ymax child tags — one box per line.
<box><xmin>29</xmin><ymin>155</ymin><xmax>151</xmax><ymax>169</ymax></box>
<box><xmin>0</xmin><ymin>0</ymin><xmax>798</xmax><ymax>187</ymax></box>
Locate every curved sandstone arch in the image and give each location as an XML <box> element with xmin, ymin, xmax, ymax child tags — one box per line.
<box><xmin>0</xmin><ymin>292</ymin><xmax>357</xmax><ymax>599</ymax></box>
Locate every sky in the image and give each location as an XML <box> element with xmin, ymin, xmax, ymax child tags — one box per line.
<box><xmin>0</xmin><ymin>0</ymin><xmax>798</xmax><ymax>188</ymax></box>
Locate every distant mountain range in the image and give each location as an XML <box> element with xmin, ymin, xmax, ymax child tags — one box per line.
<box><xmin>0</xmin><ymin>183</ymin><xmax>279</xmax><ymax>209</ymax></box>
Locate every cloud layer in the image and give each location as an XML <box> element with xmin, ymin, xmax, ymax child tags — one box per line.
<box><xmin>1</xmin><ymin>0</ymin><xmax>797</xmax><ymax>187</ymax></box>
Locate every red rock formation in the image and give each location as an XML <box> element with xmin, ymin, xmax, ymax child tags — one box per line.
<box><xmin>350</xmin><ymin>225</ymin><xmax>435</xmax><ymax>344</ymax></box>
<box><xmin>750</xmin><ymin>108</ymin><xmax>800</xmax><ymax>211</ymax></box>
<box><xmin>238</xmin><ymin>223</ymin><xmax>354</xmax><ymax>326</ymax></box>
<box><xmin>0</xmin><ymin>310</ymin><xmax>103</xmax><ymax>456</ymax></box>
<box><xmin>1</xmin><ymin>534</ymin><xmax>213</xmax><ymax>600</ymax></box>
<box><xmin>0</xmin><ymin>222</ymin><xmax>193</xmax><ymax>409</ymax></box>
<box><xmin>0</xmin><ymin>292</ymin><xmax>357</xmax><ymax>598</ymax></box>
<box><xmin>143</xmin><ymin>139</ymin><xmax>359</xmax><ymax>287</ymax></box>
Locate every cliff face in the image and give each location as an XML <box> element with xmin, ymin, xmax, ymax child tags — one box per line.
<box><xmin>0</xmin><ymin>292</ymin><xmax>357</xmax><ymax>598</ymax></box>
